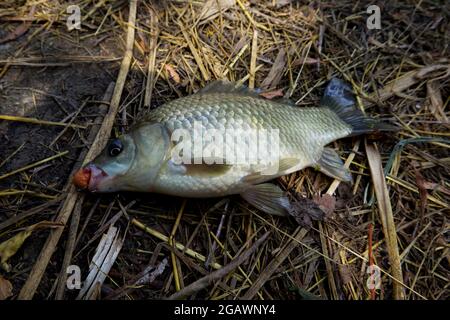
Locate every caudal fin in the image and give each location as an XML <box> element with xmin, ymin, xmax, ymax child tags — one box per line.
<box><xmin>320</xmin><ymin>78</ymin><xmax>398</xmax><ymax>136</ymax></box>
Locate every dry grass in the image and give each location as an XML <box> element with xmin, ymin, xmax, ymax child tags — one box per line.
<box><xmin>0</xmin><ymin>0</ymin><xmax>449</xmax><ymax>300</ymax></box>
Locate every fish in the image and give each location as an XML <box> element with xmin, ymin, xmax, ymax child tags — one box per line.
<box><xmin>72</xmin><ymin>78</ymin><xmax>395</xmax><ymax>216</ymax></box>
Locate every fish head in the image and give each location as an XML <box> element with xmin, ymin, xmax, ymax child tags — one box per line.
<box><xmin>73</xmin><ymin>123</ymin><xmax>169</xmax><ymax>192</ymax></box>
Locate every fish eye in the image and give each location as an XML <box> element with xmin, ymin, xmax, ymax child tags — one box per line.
<box><xmin>108</xmin><ymin>139</ymin><xmax>123</xmax><ymax>157</ymax></box>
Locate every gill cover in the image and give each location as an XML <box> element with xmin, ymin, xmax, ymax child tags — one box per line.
<box><xmin>125</xmin><ymin>122</ymin><xmax>170</xmax><ymax>191</ymax></box>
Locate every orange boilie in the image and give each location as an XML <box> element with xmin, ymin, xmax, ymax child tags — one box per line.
<box><xmin>72</xmin><ymin>167</ymin><xmax>91</xmax><ymax>189</ymax></box>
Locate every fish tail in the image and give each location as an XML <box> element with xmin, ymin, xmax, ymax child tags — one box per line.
<box><xmin>320</xmin><ymin>78</ymin><xmax>398</xmax><ymax>136</ymax></box>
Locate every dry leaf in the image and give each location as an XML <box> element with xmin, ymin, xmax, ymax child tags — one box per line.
<box><xmin>338</xmin><ymin>263</ymin><xmax>353</xmax><ymax>286</ymax></box>
<box><xmin>292</xmin><ymin>56</ymin><xmax>319</xmax><ymax>67</ymax></box>
<box><xmin>260</xmin><ymin>89</ymin><xmax>284</xmax><ymax>99</ymax></box>
<box><xmin>416</xmin><ymin>64</ymin><xmax>450</xmax><ymax>79</ymax></box>
<box><xmin>370</xmin><ymin>64</ymin><xmax>450</xmax><ymax>104</ymax></box>
<box><xmin>0</xmin><ymin>275</ymin><xmax>13</xmax><ymax>300</ymax></box>
<box><xmin>313</xmin><ymin>194</ymin><xmax>336</xmax><ymax>216</ymax></box>
<box><xmin>164</xmin><ymin>64</ymin><xmax>181</xmax><ymax>84</ymax></box>
<box><xmin>0</xmin><ymin>5</ymin><xmax>35</xmax><ymax>44</ymax></box>
<box><xmin>426</xmin><ymin>80</ymin><xmax>448</xmax><ymax>122</ymax></box>
<box><xmin>275</xmin><ymin>0</ymin><xmax>292</xmax><ymax>8</ymax></box>
<box><xmin>289</xmin><ymin>197</ymin><xmax>325</xmax><ymax>227</ymax></box>
<box><xmin>77</xmin><ymin>225</ymin><xmax>124</xmax><ymax>300</ymax></box>
<box><xmin>299</xmin><ymin>5</ymin><xmax>318</xmax><ymax>24</ymax></box>
<box><xmin>135</xmin><ymin>258</ymin><xmax>168</xmax><ymax>286</ymax></box>
<box><xmin>421</xmin><ymin>181</ymin><xmax>450</xmax><ymax>195</ymax></box>
<box><xmin>198</xmin><ymin>0</ymin><xmax>236</xmax><ymax>23</ymax></box>
<box><xmin>0</xmin><ymin>221</ymin><xmax>62</xmax><ymax>271</ymax></box>
<box><xmin>261</xmin><ymin>48</ymin><xmax>286</xmax><ymax>90</ymax></box>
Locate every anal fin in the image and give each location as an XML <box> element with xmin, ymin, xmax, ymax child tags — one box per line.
<box><xmin>314</xmin><ymin>147</ymin><xmax>353</xmax><ymax>183</ymax></box>
<box><xmin>240</xmin><ymin>183</ymin><xmax>291</xmax><ymax>216</ymax></box>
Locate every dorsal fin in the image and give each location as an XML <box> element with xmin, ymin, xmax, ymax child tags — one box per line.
<box><xmin>197</xmin><ymin>80</ymin><xmax>297</xmax><ymax>106</ymax></box>
<box><xmin>196</xmin><ymin>80</ymin><xmax>262</xmax><ymax>98</ymax></box>
<box><xmin>319</xmin><ymin>78</ymin><xmax>356</xmax><ymax>113</ymax></box>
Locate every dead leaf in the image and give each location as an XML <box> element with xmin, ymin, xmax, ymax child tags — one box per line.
<box><xmin>260</xmin><ymin>88</ymin><xmax>284</xmax><ymax>99</ymax></box>
<box><xmin>198</xmin><ymin>0</ymin><xmax>236</xmax><ymax>23</ymax></box>
<box><xmin>274</xmin><ymin>0</ymin><xmax>293</xmax><ymax>8</ymax></box>
<box><xmin>299</xmin><ymin>5</ymin><xmax>318</xmax><ymax>24</ymax></box>
<box><xmin>421</xmin><ymin>181</ymin><xmax>450</xmax><ymax>195</ymax></box>
<box><xmin>370</xmin><ymin>64</ymin><xmax>450</xmax><ymax>104</ymax></box>
<box><xmin>416</xmin><ymin>64</ymin><xmax>450</xmax><ymax>79</ymax></box>
<box><xmin>0</xmin><ymin>5</ymin><xmax>35</xmax><ymax>44</ymax></box>
<box><xmin>0</xmin><ymin>275</ymin><xmax>13</xmax><ymax>300</ymax></box>
<box><xmin>292</xmin><ymin>56</ymin><xmax>319</xmax><ymax>67</ymax></box>
<box><xmin>164</xmin><ymin>64</ymin><xmax>181</xmax><ymax>84</ymax></box>
<box><xmin>289</xmin><ymin>197</ymin><xmax>325</xmax><ymax>227</ymax></box>
<box><xmin>135</xmin><ymin>258</ymin><xmax>168</xmax><ymax>286</ymax></box>
<box><xmin>338</xmin><ymin>262</ymin><xmax>353</xmax><ymax>286</ymax></box>
<box><xmin>77</xmin><ymin>225</ymin><xmax>124</xmax><ymax>300</ymax></box>
<box><xmin>261</xmin><ymin>48</ymin><xmax>286</xmax><ymax>90</ymax></box>
<box><xmin>313</xmin><ymin>194</ymin><xmax>336</xmax><ymax>216</ymax></box>
<box><xmin>426</xmin><ymin>80</ymin><xmax>448</xmax><ymax>122</ymax></box>
<box><xmin>0</xmin><ymin>221</ymin><xmax>62</xmax><ymax>271</ymax></box>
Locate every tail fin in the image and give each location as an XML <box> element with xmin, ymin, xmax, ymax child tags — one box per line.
<box><xmin>320</xmin><ymin>78</ymin><xmax>398</xmax><ymax>136</ymax></box>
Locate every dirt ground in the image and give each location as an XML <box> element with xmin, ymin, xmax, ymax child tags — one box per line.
<box><xmin>0</xmin><ymin>0</ymin><xmax>449</xmax><ymax>300</ymax></box>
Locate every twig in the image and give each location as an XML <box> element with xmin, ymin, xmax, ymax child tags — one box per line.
<box><xmin>365</xmin><ymin>141</ymin><xmax>405</xmax><ymax>300</ymax></box>
<box><xmin>169</xmin><ymin>200</ymin><xmax>186</xmax><ymax>292</ymax></box>
<box><xmin>0</xmin><ymin>115</ymin><xmax>86</xmax><ymax>129</ymax></box>
<box><xmin>205</xmin><ymin>203</ymin><xmax>228</xmax><ymax>269</ymax></box>
<box><xmin>179</xmin><ymin>23</ymin><xmax>210</xmax><ymax>82</ymax></box>
<box><xmin>241</xmin><ymin>228</ymin><xmax>308</xmax><ymax>300</ymax></box>
<box><xmin>368</xmin><ymin>222</ymin><xmax>375</xmax><ymax>300</ymax></box>
<box><xmin>144</xmin><ymin>5</ymin><xmax>159</xmax><ymax>108</ymax></box>
<box><xmin>17</xmin><ymin>81</ymin><xmax>115</xmax><ymax>299</ymax></box>
<box><xmin>318</xmin><ymin>222</ymin><xmax>338</xmax><ymax>299</ymax></box>
<box><xmin>17</xmin><ymin>0</ymin><xmax>138</xmax><ymax>299</ymax></box>
<box><xmin>0</xmin><ymin>151</ymin><xmax>68</xmax><ymax>181</ymax></box>
<box><xmin>249</xmin><ymin>29</ymin><xmax>258</xmax><ymax>89</ymax></box>
<box><xmin>235</xmin><ymin>0</ymin><xmax>269</xmax><ymax>32</ymax></box>
<box><xmin>131</xmin><ymin>217</ymin><xmax>224</xmax><ymax>271</ymax></box>
<box><xmin>167</xmin><ymin>231</ymin><xmax>271</xmax><ymax>300</ymax></box>
<box><xmin>54</xmin><ymin>196</ymin><xmax>84</xmax><ymax>299</ymax></box>
<box><xmin>76</xmin><ymin>225</ymin><xmax>124</xmax><ymax>300</ymax></box>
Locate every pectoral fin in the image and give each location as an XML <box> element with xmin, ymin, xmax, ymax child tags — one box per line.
<box><xmin>314</xmin><ymin>147</ymin><xmax>353</xmax><ymax>183</ymax></box>
<box><xmin>166</xmin><ymin>158</ymin><xmax>231</xmax><ymax>177</ymax></box>
<box><xmin>184</xmin><ymin>163</ymin><xmax>232</xmax><ymax>177</ymax></box>
<box><xmin>240</xmin><ymin>183</ymin><xmax>291</xmax><ymax>216</ymax></box>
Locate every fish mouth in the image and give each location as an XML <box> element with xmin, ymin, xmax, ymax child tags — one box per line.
<box><xmin>73</xmin><ymin>163</ymin><xmax>109</xmax><ymax>192</ymax></box>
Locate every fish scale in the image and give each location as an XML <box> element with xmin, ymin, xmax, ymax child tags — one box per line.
<box><xmin>144</xmin><ymin>93</ymin><xmax>352</xmax><ymax>197</ymax></box>
<box><xmin>74</xmin><ymin>79</ymin><xmax>394</xmax><ymax>216</ymax></box>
